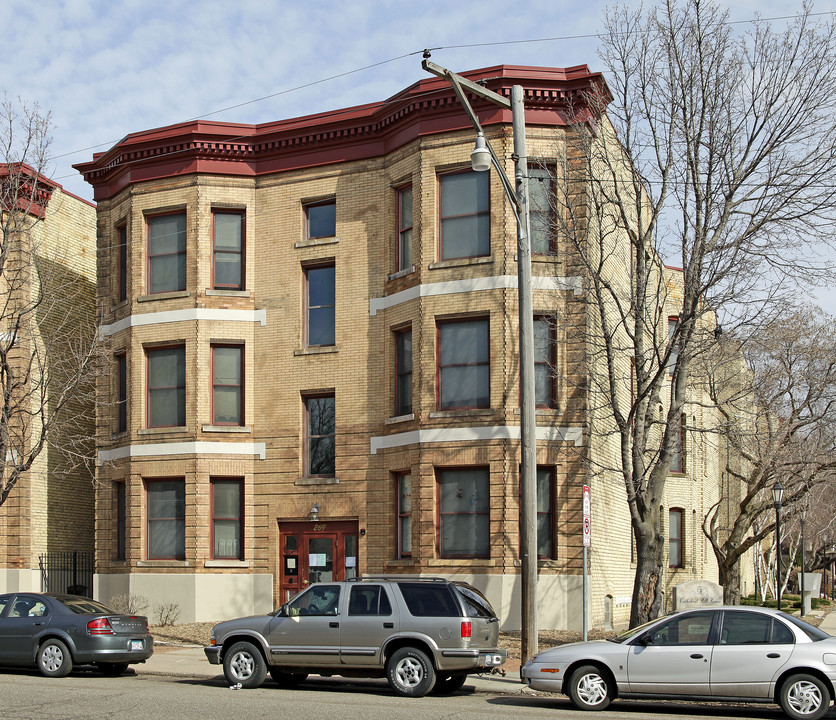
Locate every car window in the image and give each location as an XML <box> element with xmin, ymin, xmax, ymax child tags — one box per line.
<box><xmin>643</xmin><ymin>611</ymin><xmax>714</xmax><ymax>646</ymax></box>
<box><xmin>398</xmin><ymin>583</ymin><xmax>459</xmax><ymax>617</ymax></box>
<box><xmin>720</xmin><ymin>611</ymin><xmax>772</xmax><ymax>644</ymax></box>
<box><xmin>0</xmin><ymin>596</ymin><xmax>10</xmax><ymax>617</ymax></box>
<box><xmin>10</xmin><ymin>597</ymin><xmax>48</xmax><ymax>618</ymax></box>
<box><xmin>348</xmin><ymin>585</ymin><xmax>392</xmax><ymax>616</ymax></box>
<box><xmin>771</xmin><ymin>618</ymin><xmax>794</xmax><ymax>643</ymax></box>
<box><xmin>455</xmin><ymin>584</ymin><xmax>496</xmax><ymax>619</ymax></box>
<box><xmin>287</xmin><ymin>585</ymin><xmax>341</xmax><ymax>616</ymax></box>
<box><xmin>60</xmin><ymin>597</ymin><xmax>117</xmax><ymax>615</ymax></box>
<box><xmin>781</xmin><ymin>612</ymin><xmax>830</xmax><ymax>641</ymax></box>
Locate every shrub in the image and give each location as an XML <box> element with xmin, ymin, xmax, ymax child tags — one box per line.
<box><xmin>153</xmin><ymin>602</ymin><xmax>182</xmax><ymax>626</ymax></box>
<box><xmin>109</xmin><ymin>593</ymin><xmax>149</xmax><ymax>615</ymax></box>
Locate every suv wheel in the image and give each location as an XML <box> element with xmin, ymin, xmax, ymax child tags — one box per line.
<box><xmin>269</xmin><ymin>668</ymin><xmax>308</xmax><ymax>687</ymax></box>
<box><xmin>386</xmin><ymin>647</ymin><xmax>435</xmax><ymax>698</ymax></box>
<box><xmin>223</xmin><ymin>641</ymin><xmax>267</xmax><ymax>689</ymax></box>
<box><xmin>433</xmin><ymin>673</ymin><xmax>467</xmax><ymax>694</ymax></box>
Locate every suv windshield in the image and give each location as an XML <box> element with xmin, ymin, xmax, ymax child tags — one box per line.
<box><xmin>455</xmin><ymin>583</ymin><xmax>496</xmax><ymax>619</ymax></box>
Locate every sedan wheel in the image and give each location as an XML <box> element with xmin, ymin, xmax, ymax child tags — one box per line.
<box><xmin>223</xmin><ymin>641</ymin><xmax>267</xmax><ymax>689</ymax></box>
<box><xmin>38</xmin><ymin>639</ymin><xmax>73</xmax><ymax>678</ymax></box>
<box><xmin>97</xmin><ymin>662</ymin><xmax>129</xmax><ymax>676</ymax></box>
<box><xmin>780</xmin><ymin>674</ymin><xmax>831</xmax><ymax>720</ymax></box>
<box><xmin>568</xmin><ymin>664</ymin><xmax>612</xmax><ymax>711</ymax></box>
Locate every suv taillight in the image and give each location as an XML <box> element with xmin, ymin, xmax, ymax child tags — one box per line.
<box><xmin>461</xmin><ymin>620</ymin><xmax>472</xmax><ymax>638</ymax></box>
<box><xmin>87</xmin><ymin>617</ymin><xmax>114</xmax><ymax>635</ymax></box>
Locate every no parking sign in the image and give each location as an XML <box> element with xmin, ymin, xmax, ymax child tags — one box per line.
<box><xmin>582</xmin><ymin>484</ymin><xmax>591</xmax><ymax>547</ymax></box>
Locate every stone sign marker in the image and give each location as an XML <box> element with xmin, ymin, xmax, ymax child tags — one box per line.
<box><xmin>672</xmin><ymin>579</ymin><xmax>723</xmax><ymax>610</ymax></box>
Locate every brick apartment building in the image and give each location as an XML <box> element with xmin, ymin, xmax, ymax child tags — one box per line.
<box><xmin>0</xmin><ymin>166</ymin><xmax>97</xmax><ymax>593</ymax></box>
<box><xmin>76</xmin><ymin>65</ymin><xmax>726</xmax><ymax>629</ymax></box>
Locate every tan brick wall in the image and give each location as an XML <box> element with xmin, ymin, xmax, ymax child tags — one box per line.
<box><xmin>92</xmin><ymin>122</ymin><xmax>725</xmax><ymax>628</ymax></box>
<box><xmin>0</xmin><ymin>186</ymin><xmax>97</xmax><ymax>578</ymax></box>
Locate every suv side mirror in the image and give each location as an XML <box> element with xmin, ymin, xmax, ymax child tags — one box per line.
<box><xmin>279</xmin><ymin>603</ymin><xmax>289</xmax><ymax>617</ymax></box>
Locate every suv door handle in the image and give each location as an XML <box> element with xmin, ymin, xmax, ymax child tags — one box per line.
<box><xmin>767</xmin><ymin>653</ymin><xmax>781</xmax><ymax>659</ymax></box>
<box><xmin>383</xmin><ymin>622</ymin><xmax>394</xmax><ymax>629</ymax></box>
<box><xmin>329</xmin><ymin>622</ymin><xmax>339</xmax><ymax>629</ymax></box>
<box><xmin>690</xmin><ymin>654</ymin><xmax>704</xmax><ymax>659</ymax></box>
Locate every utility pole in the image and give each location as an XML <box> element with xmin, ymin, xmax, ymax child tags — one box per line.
<box><xmin>422</xmin><ymin>58</ymin><xmax>538</xmax><ymax>662</ymax></box>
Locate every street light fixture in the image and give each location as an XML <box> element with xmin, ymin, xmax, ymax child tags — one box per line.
<box><xmin>422</xmin><ymin>57</ymin><xmax>539</xmax><ymax>661</ymax></box>
<box><xmin>772</xmin><ymin>481</ymin><xmax>784</xmax><ymax>611</ymax></box>
<box><xmin>470</xmin><ymin>133</ymin><xmax>492</xmax><ymax>172</ymax></box>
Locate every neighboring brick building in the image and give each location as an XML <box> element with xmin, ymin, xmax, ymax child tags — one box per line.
<box><xmin>76</xmin><ymin>65</ymin><xmax>723</xmax><ymax>629</ymax></box>
<box><xmin>0</xmin><ymin>166</ymin><xmax>97</xmax><ymax>593</ymax></box>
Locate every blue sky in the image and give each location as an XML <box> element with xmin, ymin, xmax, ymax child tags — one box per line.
<box><xmin>1</xmin><ymin>0</ymin><xmax>833</xmax><ymax>308</ymax></box>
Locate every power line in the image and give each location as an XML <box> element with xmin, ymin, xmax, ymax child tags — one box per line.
<box><xmin>48</xmin><ymin>9</ymin><xmax>836</xmax><ymax>180</ymax></box>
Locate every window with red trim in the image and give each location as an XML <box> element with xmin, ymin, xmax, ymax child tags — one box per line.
<box><xmin>396</xmin><ymin>472</ymin><xmax>412</xmax><ymax>558</ymax></box>
<box><xmin>212</xmin><ymin>210</ymin><xmax>244</xmax><ymax>290</ymax></box>
<box><xmin>211</xmin><ymin>344</ymin><xmax>243</xmax><ymax>426</ymax></box>
<box><xmin>212</xmin><ymin>478</ymin><xmax>243</xmax><ymax>560</ymax></box>
<box><xmin>438</xmin><ymin>468</ymin><xmax>490</xmax><ymax>558</ymax></box>
<box><xmin>438</xmin><ymin>317</ymin><xmax>489</xmax><ymax>410</ymax></box>
<box><xmin>117</xmin><ymin>224</ymin><xmax>128</xmax><ymax>302</ymax></box>
<box><xmin>669</xmin><ymin>508</ymin><xmax>683</xmax><ymax>568</ymax></box>
<box><xmin>534</xmin><ymin>316</ymin><xmax>556</xmax><ymax>408</ymax></box>
<box><xmin>146</xmin><ymin>212</ymin><xmax>186</xmax><ymax>294</ymax></box>
<box><xmin>439</xmin><ymin>170</ymin><xmax>490</xmax><ymax>260</ymax></box>
<box><xmin>395</xmin><ymin>328</ymin><xmax>412</xmax><ymax>416</ymax></box>
<box><xmin>304</xmin><ymin>394</ymin><xmax>335</xmax><ymax>477</ymax></box>
<box><xmin>146</xmin><ymin>479</ymin><xmax>185</xmax><ymax>560</ymax></box>
<box><xmin>529</xmin><ymin>165</ymin><xmax>556</xmax><ymax>254</ymax></box>
<box><xmin>146</xmin><ymin>345</ymin><xmax>185</xmax><ymax>428</ymax></box>
<box><xmin>397</xmin><ymin>185</ymin><xmax>413</xmax><ymax>271</ymax></box>
<box><xmin>115</xmin><ymin>352</ymin><xmax>127</xmax><ymax>433</ymax></box>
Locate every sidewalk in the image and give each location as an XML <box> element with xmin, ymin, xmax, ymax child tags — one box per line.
<box><xmin>137</xmin><ymin>644</ymin><xmax>526</xmax><ymax>695</ymax></box>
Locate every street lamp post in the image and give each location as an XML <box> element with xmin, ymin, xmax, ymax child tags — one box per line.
<box><xmin>422</xmin><ymin>58</ymin><xmax>539</xmax><ymax>661</ymax></box>
<box><xmin>773</xmin><ymin>481</ymin><xmax>784</xmax><ymax>611</ymax></box>
<box><xmin>800</xmin><ymin>504</ymin><xmax>807</xmax><ymax>616</ymax></box>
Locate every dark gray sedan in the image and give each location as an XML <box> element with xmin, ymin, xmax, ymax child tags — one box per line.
<box><xmin>0</xmin><ymin>592</ymin><xmax>153</xmax><ymax>677</ymax></box>
<box><xmin>522</xmin><ymin>606</ymin><xmax>836</xmax><ymax>720</ymax></box>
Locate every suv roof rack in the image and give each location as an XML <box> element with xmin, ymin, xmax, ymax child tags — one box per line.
<box><xmin>346</xmin><ymin>575</ymin><xmax>450</xmax><ymax>583</ymax></box>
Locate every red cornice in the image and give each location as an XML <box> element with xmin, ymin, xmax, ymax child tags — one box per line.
<box><xmin>1</xmin><ymin>163</ymin><xmax>60</xmax><ymax>218</ymax></box>
<box><xmin>75</xmin><ymin>64</ymin><xmax>610</xmax><ymax>202</ymax></box>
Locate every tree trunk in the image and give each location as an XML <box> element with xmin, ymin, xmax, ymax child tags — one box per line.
<box><xmin>631</xmin><ymin>524</ymin><xmax>665</xmax><ymax>626</ymax></box>
<box><xmin>719</xmin><ymin>558</ymin><xmax>741</xmax><ymax>605</ymax></box>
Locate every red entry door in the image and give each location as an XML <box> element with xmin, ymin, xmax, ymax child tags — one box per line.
<box><xmin>279</xmin><ymin>521</ymin><xmax>358</xmax><ymax>603</ymax></box>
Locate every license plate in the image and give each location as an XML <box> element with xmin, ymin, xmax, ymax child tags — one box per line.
<box><xmin>130</xmin><ymin>640</ymin><xmax>144</xmax><ymax>651</ymax></box>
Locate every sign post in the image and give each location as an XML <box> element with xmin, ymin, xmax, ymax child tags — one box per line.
<box><xmin>582</xmin><ymin>485</ymin><xmax>591</xmax><ymax>641</ymax></box>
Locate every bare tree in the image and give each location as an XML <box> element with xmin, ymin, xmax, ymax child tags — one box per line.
<box><xmin>0</xmin><ymin>94</ymin><xmax>102</xmax><ymax>508</ymax></box>
<box><xmin>701</xmin><ymin>307</ymin><xmax>836</xmax><ymax>602</ymax></box>
<box><xmin>553</xmin><ymin>1</ymin><xmax>836</xmax><ymax>625</ymax></box>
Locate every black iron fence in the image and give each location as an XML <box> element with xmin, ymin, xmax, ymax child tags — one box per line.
<box><xmin>39</xmin><ymin>551</ymin><xmax>93</xmax><ymax>597</ymax></box>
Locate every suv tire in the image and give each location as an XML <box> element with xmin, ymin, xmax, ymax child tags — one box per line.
<box><xmin>433</xmin><ymin>673</ymin><xmax>467</xmax><ymax>694</ymax></box>
<box><xmin>269</xmin><ymin>668</ymin><xmax>308</xmax><ymax>687</ymax></box>
<box><xmin>224</xmin><ymin>641</ymin><xmax>267</xmax><ymax>689</ymax></box>
<box><xmin>386</xmin><ymin>646</ymin><xmax>435</xmax><ymax>698</ymax></box>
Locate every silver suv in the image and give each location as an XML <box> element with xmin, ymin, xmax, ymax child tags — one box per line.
<box><xmin>204</xmin><ymin>576</ymin><xmax>506</xmax><ymax>696</ymax></box>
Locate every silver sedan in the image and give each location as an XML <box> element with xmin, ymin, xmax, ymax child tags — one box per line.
<box><xmin>521</xmin><ymin>606</ymin><xmax>836</xmax><ymax>720</ymax></box>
